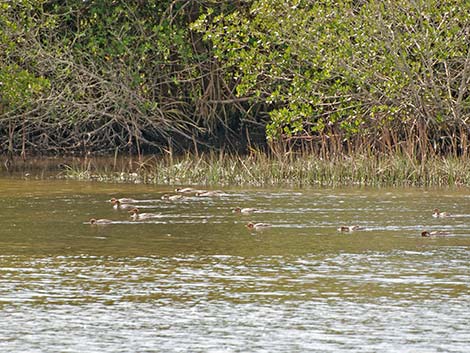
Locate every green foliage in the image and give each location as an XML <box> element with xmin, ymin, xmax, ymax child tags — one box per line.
<box><xmin>0</xmin><ymin>64</ymin><xmax>49</xmax><ymax>110</ymax></box>
<box><xmin>0</xmin><ymin>0</ymin><xmax>51</xmax><ymax>112</ymax></box>
<box><xmin>195</xmin><ymin>0</ymin><xmax>470</xmax><ymax>150</ymax></box>
<box><xmin>2</xmin><ymin>0</ymin><xmax>470</xmax><ymax>159</ymax></box>
<box><xmin>1</xmin><ymin>0</ymin><xmax>254</xmax><ymax>155</ymax></box>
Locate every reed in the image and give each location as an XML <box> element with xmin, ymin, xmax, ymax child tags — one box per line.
<box><xmin>58</xmin><ymin>150</ymin><xmax>470</xmax><ymax>187</ymax></box>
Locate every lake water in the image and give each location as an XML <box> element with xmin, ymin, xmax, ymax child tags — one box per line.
<box><xmin>1</xmin><ymin>177</ymin><xmax>470</xmax><ymax>352</ymax></box>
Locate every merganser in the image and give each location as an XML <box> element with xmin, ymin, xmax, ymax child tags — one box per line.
<box><xmin>89</xmin><ymin>218</ymin><xmax>113</xmax><ymax>225</ymax></box>
<box><xmin>337</xmin><ymin>225</ymin><xmax>363</xmax><ymax>232</ymax></box>
<box><xmin>161</xmin><ymin>194</ymin><xmax>184</xmax><ymax>201</ymax></box>
<box><xmin>421</xmin><ymin>230</ymin><xmax>451</xmax><ymax>237</ymax></box>
<box><xmin>128</xmin><ymin>208</ymin><xmax>162</xmax><ymax>220</ymax></box>
<box><xmin>110</xmin><ymin>197</ymin><xmax>137</xmax><ymax>204</ymax></box>
<box><xmin>111</xmin><ymin>199</ymin><xmax>135</xmax><ymax>210</ymax></box>
<box><xmin>432</xmin><ymin>208</ymin><xmax>452</xmax><ymax>218</ymax></box>
<box><xmin>233</xmin><ymin>207</ymin><xmax>258</xmax><ymax>214</ymax></box>
<box><xmin>175</xmin><ymin>187</ymin><xmax>204</xmax><ymax>194</ymax></box>
<box><xmin>246</xmin><ymin>222</ymin><xmax>271</xmax><ymax>230</ymax></box>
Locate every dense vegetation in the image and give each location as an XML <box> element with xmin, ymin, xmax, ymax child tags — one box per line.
<box><xmin>2</xmin><ymin>0</ymin><xmax>470</xmax><ymax>163</ymax></box>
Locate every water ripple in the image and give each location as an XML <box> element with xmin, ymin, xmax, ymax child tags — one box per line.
<box><xmin>2</xmin><ymin>184</ymin><xmax>470</xmax><ymax>351</ymax></box>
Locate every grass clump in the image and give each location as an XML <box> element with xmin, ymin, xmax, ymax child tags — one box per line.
<box><xmin>58</xmin><ymin>151</ymin><xmax>470</xmax><ymax>188</ymax></box>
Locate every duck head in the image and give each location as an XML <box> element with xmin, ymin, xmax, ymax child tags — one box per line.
<box><xmin>128</xmin><ymin>208</ymin><xmax>139</xmax><ymax>215</ymax></box>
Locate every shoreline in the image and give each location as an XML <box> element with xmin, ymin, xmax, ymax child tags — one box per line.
<box><xmin>2</xmin><ymin>152</ymin><xmax>470</xmax><ymax>188</ymax></box>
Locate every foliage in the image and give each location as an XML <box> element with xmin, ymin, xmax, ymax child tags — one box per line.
<box><xmin>194</xmin><ymin>0</ymin><xmax>470</xmax><ymax>157</ymax></box>
<box><xmin>0</xmin><ymin>0</ymin><xmax>51</xmax><ymax>112</ymax></box>
<box><xmin>2</xmin><ymin>0</ymin><xmax>470</xmax><ymax>161</ymax></box>
<box><xmin>0</xmin><ymin>0</ymin><xmax>261</xmax><ymax>156</ymax></box>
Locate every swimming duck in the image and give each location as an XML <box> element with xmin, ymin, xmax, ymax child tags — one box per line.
<box><xmin>128</xmin><ymin>208</ymin><xmax>162</xmax><ymax>221</ymax></box>
<box><xmin>246</xmin><ymin>222</ymin><xmax>271</xmax><ymax>230</ymax></box>
<box><xmin>161</xmin><ymin>194</ymin><xmax>184</xmax><ymax>201</ymax></box>
<box><xmin>111</xmin><ymin>199</ymin><xmax>135</xmax><ymax>210</ymax></box>
<box><xmin>175</xmin><ymin>187</ymin><xmax>204</xmax><ymax>194</ymax></box>
<box><xmin>337</xmin><ymin>225</ymin><xmax>363</xmax><ymax>232</ymax></box>
<box><xmin>432</xmin><ymin>208</ymin><xmax>452</xmax><ymax>218</ymax></box>
<box><xmin>89</xmin><ymin>218</ymin><xmax>113</xmax><ymax>225</ymax></box>
<box><xmin>233</xmin><ymin>207</ymin><xmax>258</xmax><ymax>214</ymax></box>
<box><xmin>421</xmin><ymin>230</ymin><xmax>451</xmax><ymax>237</ymax></box>
<box><xmin>110</xmin><ymin>197</ymin><xmax>137</xmax><ymax>204</ymax></box>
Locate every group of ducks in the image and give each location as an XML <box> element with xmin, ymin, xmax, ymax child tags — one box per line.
<box><xmin>89</xmin><ymin>189</ymin><xmax>455</xmax><ymax>236</ymax></box>
<box><xmin>335</xmin><ymin>208</ymin><xmax>454</xmax><ymax>237</ymax></box>
<box><xmin>420</xmin><ymin>208</ymin><xmax>453</xmax><ymax>237</ymax></box>
<box><xmin>88</xmin><ymin>187</ymin><xmax>270</xmax><ymax>229</ymax></box>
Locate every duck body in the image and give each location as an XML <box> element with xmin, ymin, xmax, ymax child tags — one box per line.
<box><xmin>421</xmin><ymin>230</ymin><xmax>451</xmax><ymax>237</ymax></box>
<box><xmin>129</xmin><ymin>208</ymin><xmax>162</xmax><ymax>220</ymax></box>
<box><xmin>246</xmin><ymin>222</ymin><xmax>271</xmax><ymax>231</ymax></box>
<box><xmin>112</xmin><ymin>199</ymin><xmax>135</xmax><ymax>210</ymax></box>
<box><xmin>233</xmin><ymin>207</ymin><xmax>258</xmax><ymax>214</ymax></box>
<box><xmin>175</xmin><ymin>187</ymin><xmax>205</xmax><ymax>194</ymax></box>
<box><xmin>89</xmin><ymin>218</ymin><xmax>113</xmax><ymax>225</ymax></box>
<box><xmin>110</xmin><ymin>197</ymin><xmax>138</xmax><ymax>204</ymax></box>
<box><xmin>432</xmin><ymin>208</ymin><xmax>452</xmax><ymax>218</ymax></box>
<box><xmin>337</xmin><ymin>225</ymin><xmax>363</xmax><ymax>232</ymax></box>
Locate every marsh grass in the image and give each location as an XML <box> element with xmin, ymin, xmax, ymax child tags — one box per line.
<box><xmin>56</xmin><ymin>150</ymin><xmax>470</xmax><ymax>187</ymax></box>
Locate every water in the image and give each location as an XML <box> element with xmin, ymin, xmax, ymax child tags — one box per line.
<box><xmin>1</xmin><ymin>177</ymin><xmax>470</xmax><ymax>352</ymax></box>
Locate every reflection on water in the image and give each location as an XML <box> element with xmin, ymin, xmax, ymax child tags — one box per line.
<box><xmin>1</xmin><ymin>178</ymin><xmax>470</xmax><ymax>352</ymax></box>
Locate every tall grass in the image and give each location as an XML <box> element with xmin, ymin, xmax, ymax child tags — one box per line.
<box><xmin>58</xmin><ymin>150</ymin><xmax>470</xmax><ymax>187</ymax></box>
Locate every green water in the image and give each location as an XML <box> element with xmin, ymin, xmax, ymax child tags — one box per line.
<box><xmin>1</xmin><ymin>177</ymin><xmax>470</xmax><ymax>352</ymax></box>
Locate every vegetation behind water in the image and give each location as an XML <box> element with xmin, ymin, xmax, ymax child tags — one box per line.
<box><xmin>2</xmin><ymin>1</ymin><xmax>470</xmax><ymax>184</ymax></box>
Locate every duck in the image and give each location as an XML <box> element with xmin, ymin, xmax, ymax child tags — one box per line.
<box><xmin>337</xmin><ymin>225</ymin><xmax>363</xmax><ymax>232</ymax></box>
<box><xmin>111</xmin><ymin>199</ymin><xmax>135</xmax><ymax>210</ymax></box>
<box><xmin>175</xmin><ymin>187</ymin><xmax>204</xmax><ymax>194</ymax></box>
<box><xmin>421</xmin><ymin>230</ymin><xmax>451</xmax><ymax>237</ymax></box>
<box><xmin>89</xmin><ymin>218</ymin><xmax>113</xmax><ymax>225</ymax></box>
<box><xmin>161</xmin><ymin>194</ymin><xmax>184</xmax><ymax>201</ymax></box>
<box><xmin>128</xmin><ymin>208</ymin><xmax>162</xmax><ymax>221</ymax></box>
<box><xmin>246</xmin><ymin>222</ymin><xmax>272</xmax><ymax>231</ymax></box>
<box><xmin>233</xmin><ymin>207</ymin><xmax>259</xmax><ymax>214</ymax></box>
<box><xmin>432</xmin><ymin>208</ymin><xmax>452</xmax><ymax>218</ymax></box>
<box><xmin>110</xmin><ymin>197</ymin><xmax>138</xmax><ymax>204</ymax></box>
